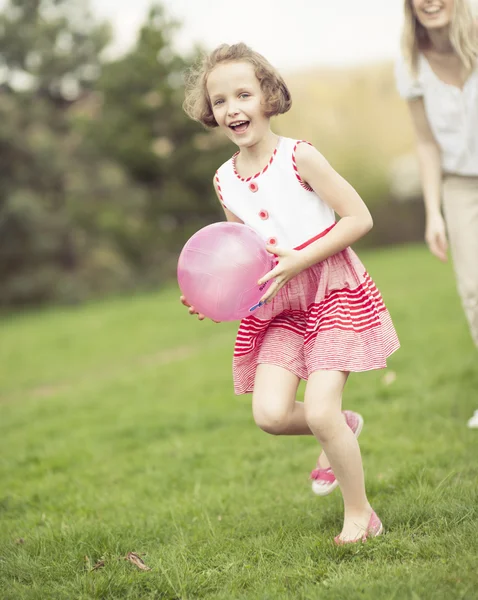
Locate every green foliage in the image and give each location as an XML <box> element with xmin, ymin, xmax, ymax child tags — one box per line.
<box><xmin>87</xmin><ymin>4</ymin><xmax>232</xmax><ymax>273</ymax></box>
<box><xmin>0</xmin><ymin>1</ymin><xmax>232</xmax><ymax>307</ymax></box>
<box><xmin>0</xmin><ymin>0</ymin><xmax>111</xmax><ymax>100</ymax></box>
<box><xmin>0</xmin><ymin>89</ymin><xmax>147</xmax><ymax>305</ymax></box>
<box><xmin>0</xmin><ymin>0</ymin><xmax>136</xmax><ymax>306</ymax></box>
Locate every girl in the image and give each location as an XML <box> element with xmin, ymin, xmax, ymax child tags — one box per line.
<box><xmin>181</xmin><ymin>43</ymin><xmax>400</xmax><ymax>543</ymax></box>
<box><xmin>395</xmin><ymin>0</ymin><xmax>478</xmax><ymax>428</ymax></box>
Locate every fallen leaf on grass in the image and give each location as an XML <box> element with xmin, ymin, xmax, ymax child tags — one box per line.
<box><xmin>124</xmin><ymin>552</ymin><xmax>151</xmax><ymax>571</ymax></box>
<box><xmin>84</xmin><ymin>556</ymin><xmax>105</xmax><ymax>571</ymax></box>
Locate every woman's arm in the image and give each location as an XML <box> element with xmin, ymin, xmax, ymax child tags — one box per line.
<box><xmin>407</xmin><ymin>98</ymin><xmax>448</xmax><ymax>262</ymax></box>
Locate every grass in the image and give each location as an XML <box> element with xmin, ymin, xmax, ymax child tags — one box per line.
<box><xmin>0</xmin><ymin>243</ymin><xmax>477</xmax><ymax>599</ymax></box>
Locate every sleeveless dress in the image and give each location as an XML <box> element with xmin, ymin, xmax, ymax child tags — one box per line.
<box><xmin>215</xmin><ymin>137</ymin><xmax>400</xmax><ymax>394</ymax></box>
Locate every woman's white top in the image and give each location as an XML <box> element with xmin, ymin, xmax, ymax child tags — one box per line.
<box><xmin>395</xmin><ymin>54</ymin><xmax>478</xmax><ymax>176</ymax></box>
<box><xmin>215</xmin><ymin>137</ymin><xmax>335</xmax><ymax>250</ymax></box>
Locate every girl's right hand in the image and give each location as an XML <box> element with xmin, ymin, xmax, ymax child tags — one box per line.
<box><xmin>425</xmin><ymin>214</ymin><xmax>448</xmax><ymax>263</ymax></box>
<box><xmin>180</xmin><ymin>296</ymin><xmax>221</xmax><ymax>323</ymax></box>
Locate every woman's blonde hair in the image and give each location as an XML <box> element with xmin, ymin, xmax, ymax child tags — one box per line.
<box><xmin>401</xmin><ymin>0</ymin><xmax>478</xmax><ymax>75</ymax></box>
<box><xmin>183</xmin><ymin>43</ymin><xmax>292</xmax><ymax>128</ymax></box>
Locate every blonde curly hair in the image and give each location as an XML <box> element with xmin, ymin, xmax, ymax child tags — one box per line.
<box><xmin>401</xmin><ymin>0</ymin><xmax>478</xmax><ymax>75</ymax></box>
<box><xmin>183</xmin><ymin>43</ymin><xmax>292</xmax><ymax>128</ymax></box>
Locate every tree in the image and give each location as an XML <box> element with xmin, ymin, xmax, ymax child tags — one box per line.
<box><xmin>89</xmin><ymin>4</ymin><xmax>232</xmax><ymax>276</ymax></box>
<box><xmin>0</xmin><ymin>0</ymin><xmax>110</xmax><ymax>103</ymax></box>
<box><xmin>0</xmin><ymin>0</ymin><xmax>143</xmax><ymax>306</ymax></box>
<box><xmin>0</xmin><ymin>1</ymin><xmax>233</xmax><ymax>307</ymax></box>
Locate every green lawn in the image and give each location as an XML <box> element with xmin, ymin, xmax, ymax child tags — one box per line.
<box><xmin>1</xmin><ymin>244</ymin><xmax>477</xmax><ymax>600</ymax></box>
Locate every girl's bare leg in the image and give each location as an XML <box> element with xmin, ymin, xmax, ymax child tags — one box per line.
<box><xmin>304</xmin><ymin>370</ymin><xmax>373</xmax><ymax>541</ymax></box>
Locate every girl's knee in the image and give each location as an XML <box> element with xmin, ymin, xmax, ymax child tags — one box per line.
<box><xmin>253</xmin><ymin>402</ymin><xmax>290</xmax><ymax>435</ymax></box>
<box><xmin>304</xmin><ymin>372</ymin><xmax>347</xmax><ymax>441</ymax></box>
<box><xmin>304</xmin><ymin>401</ymin><xmax>340</xmax><ymax>441</ymax></box>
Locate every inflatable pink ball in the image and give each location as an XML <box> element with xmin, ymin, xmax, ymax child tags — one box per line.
<box><xmin>177</xmin><ymin>222</ymin><xmax>274</xmax><ymax>322</ymax></box>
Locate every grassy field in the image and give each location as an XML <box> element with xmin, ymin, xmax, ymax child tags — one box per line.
<box><xmin>1</xmin><ymin>244</ymin><xmax>477</xmax><ymax>600</ymax></box>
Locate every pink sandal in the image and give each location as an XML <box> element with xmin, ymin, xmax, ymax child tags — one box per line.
<box><xmin>334</xmin><ymin>510</ymin><xmax>383</xmax><ymax>545</ymax></box>
<box><xmin>310</xmin><ymin>410</ymin><xmax>364</xmax><ymax>496</ymax></box>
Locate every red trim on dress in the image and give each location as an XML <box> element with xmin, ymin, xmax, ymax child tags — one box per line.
<box><xmin>215</xmin><ymin>171</ymin><xmax>226</xmax><ymax>208</ymax></box>
<box><xmin>231</xmin><ymin>146</ymin><xmax>279</xmax><ymax>182</ymax></box>
<box><xmin>292</xmin><ymin>140</ymin><xmax>314</xmax><ymax>191</ymax></box>
<box><xmin>294</xmin><ymin>224</ymin><xmax>335</xmax><ymax>250</ymax></box>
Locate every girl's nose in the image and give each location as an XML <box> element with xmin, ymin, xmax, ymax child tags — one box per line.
<box><xmin>227</xmin><ymin>106</ymin><xmax>239</xmax><ymax>117</ymax></box>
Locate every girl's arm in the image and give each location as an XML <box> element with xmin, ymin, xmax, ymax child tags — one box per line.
<box><xmin>288</xmin><ymin>142</ymin><xmax>373</xmax><ymax>270</ymax></box>
<box><xmin>257</xmin><ymin>143</ymin><xmax>373</xmax><ymax>303</ymax></box>
<box><xmin>407</xmin><ymin>98</ymin><xmax>447</xmax><ymax>262</ymax></box>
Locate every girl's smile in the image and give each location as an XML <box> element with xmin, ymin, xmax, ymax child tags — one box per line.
<box><xmin>228</xmin><ymin>119</ymin><xmax>250</xmax><ymax>134</ymax></box>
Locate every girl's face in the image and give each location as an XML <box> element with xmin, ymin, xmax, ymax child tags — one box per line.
<box><xmin>411</xmin><ymin>0</ymin><xmax>455</xmax><ymax>29</ymax></box>
<box><xmin>207</xmin><ymin>61</ymin><xmax>270</xmax><ymax>148</ymax></box>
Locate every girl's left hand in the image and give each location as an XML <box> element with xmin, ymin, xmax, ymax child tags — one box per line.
<box><xmin>257</xmin><ymin>245</ymin><xmax>306</xmax><ymax>304</ymax></box>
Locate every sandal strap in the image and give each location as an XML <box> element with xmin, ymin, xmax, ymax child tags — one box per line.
<box><xmin>309</xmin><ymin>467</ymin><xmax>336</xmax><ymax>482</ymax></box>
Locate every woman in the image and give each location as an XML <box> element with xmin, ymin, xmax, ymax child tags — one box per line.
<box><xmin>396</xmin><ymin>0</ymin><xmax>478</xmax><ymax>428</ymax></box>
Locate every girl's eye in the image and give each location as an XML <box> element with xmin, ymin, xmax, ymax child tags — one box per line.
<box><xmin>239</xmin><ymin>93</ymin><xmax>250</xmax><ymax>99</ymax></box>
<box><xmin>214</xmin><ymin>99</ymin><xmax>224</xmax><ymax>106</ymax></box>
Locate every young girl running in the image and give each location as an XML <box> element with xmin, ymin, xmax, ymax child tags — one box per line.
<box><xmin>181</xmin><ymin>43</ymin><xmax>400</xmax><ymax>543</ymax></box>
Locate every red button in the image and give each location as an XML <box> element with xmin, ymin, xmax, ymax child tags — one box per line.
<box><xmin>249</xmin><ymin>182</ymin><xmax>258</xmax><ymax>193</ymax></box>
<box><xmin>267</xmin><ymin>237</ymin><xmax>277</xmax><ymax>246</ymax></box>
<box><xmin>259</xmin><ymin>209</ymin><xmax>269</xmax><ymax>220</ymax></box>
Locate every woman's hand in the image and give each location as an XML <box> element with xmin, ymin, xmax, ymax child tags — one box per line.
<box><xmin>425</xmin><ymin>214</ymin><xmax>448</xmax><ymax>262</ymax></box>
<box><xmin>257</xmin><ymin>246</ymin><xmax>306</xmax><ymax>304</ymax></box>
<box><xmin>180</xmin><ymin>296</ymin><xmax>220</xmax><ymax>323</ymax></box>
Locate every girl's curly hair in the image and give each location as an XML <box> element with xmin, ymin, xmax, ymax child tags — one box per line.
<box><xmin>183</xmin><ymin>42</ymin><xmax>292</xmax><ymax>128</ymax></box>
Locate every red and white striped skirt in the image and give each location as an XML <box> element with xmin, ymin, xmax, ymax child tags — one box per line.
<box><xmin>232</xmin><ymin>247</ymin><xmax>400</xmax><ymax>394</ymax></box>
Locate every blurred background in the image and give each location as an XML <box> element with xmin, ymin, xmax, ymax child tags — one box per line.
<box><xmin>0</xmin><ymin>0</ymin><xmax>471</xmax><ymax>310</ymax></box>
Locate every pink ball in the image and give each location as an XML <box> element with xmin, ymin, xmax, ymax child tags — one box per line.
<box><xmin>177</xmin><ymin>222</ymin><xmax>275</xmax><ymax>322</ymax></box>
